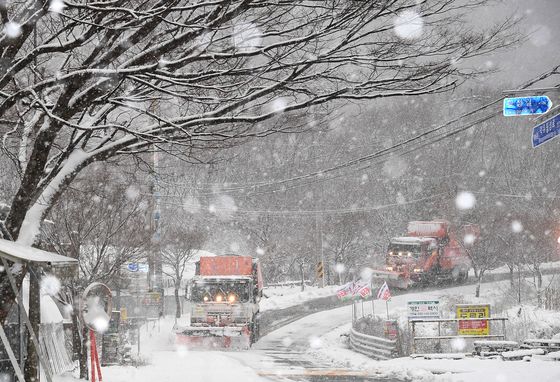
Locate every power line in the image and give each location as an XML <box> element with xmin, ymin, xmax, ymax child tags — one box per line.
<box><xmin>158</xmin><ymin>192</ymin><xmax>445</xmax><ymax>217</ymax></box>
<box><xmin>156</xmin><ymin>67</ymin><xmax>560</xmax><ymax>196</ymax></box>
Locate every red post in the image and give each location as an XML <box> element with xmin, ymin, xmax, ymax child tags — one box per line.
<box><xmin>90</xmin><ymin>330</ymin><xmax>96</xmax><ymax>382</ymax></box>
<box><xmin>89</xmin><ymin>330</ymin><xmax>103</xmax><ymax>382</ymax></box>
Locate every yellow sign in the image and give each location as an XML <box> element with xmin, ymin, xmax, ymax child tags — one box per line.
<box><xmin>316</xmin><ymin>262</ymin><xmax>324</xmax><ymax>279</ymax></box>
<box><xmin>456</xmin><ymin>304</ymin><xmax>490</xmax><ymax>336</ymax></box>
<box><xmin>120</xmin><ymin>307</ymin><xmax>128</xmax><ymax>321</ymax></box>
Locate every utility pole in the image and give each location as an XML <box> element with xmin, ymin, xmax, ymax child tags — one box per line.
<box><xmin>300</xmin><ymin>262</ymin><xmax>305</xmax><ymax>292</ymax></box>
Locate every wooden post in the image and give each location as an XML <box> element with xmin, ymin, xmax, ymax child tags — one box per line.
<box><xmin>411</xmin><ymin>321</ymin><xmax>416</xmax><ymax>354</ymax></box>
<box><xmin>385</xmin><ymin>300</ymin><xmax>389</xmax><ymax>319</ymax></box>
<box><xmin>437</xmin><ymin>321</ymin><xmax>442</xmax><ymax>352</ymax></box>
<box><xmin>361</xmin><ymin>300</ymin><xmax>364</xmax><ymax>318</ymax></box>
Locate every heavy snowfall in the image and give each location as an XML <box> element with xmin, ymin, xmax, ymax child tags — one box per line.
<box><xmin>0</xmin><ymin>0</ymin><xmax>560</xmax><ymax>382</ymax></box>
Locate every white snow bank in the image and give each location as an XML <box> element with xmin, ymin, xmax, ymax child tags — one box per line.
<box><xmin>260</xmin><ymin>284</ymin><xmax>341</xmax><ymax>311</ymax></box>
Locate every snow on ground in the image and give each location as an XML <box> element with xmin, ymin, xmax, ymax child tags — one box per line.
<box><xmin>308</xmin><ymin>280</ymin><xmax>560</xmax><ymax>382</ymax></box>
<box><xmin>486</xmin><ymin>260</ymin><xmax>560</xmax><ymax>276</ymax></box>
<box><xmin>54</xmin><ymin>314</ymin><xmax>268</xmax><ymax>382</ymax></box>
<box><xmin>260</xmin><ymin>284</ymin><xmax>341</xmax><ymax>311</ymax></box>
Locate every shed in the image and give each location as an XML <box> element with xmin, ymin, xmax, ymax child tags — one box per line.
<box><xmin>0</xmin><ymin>238</ymin><xmax>78</xmax><ymax>382</ymax></box>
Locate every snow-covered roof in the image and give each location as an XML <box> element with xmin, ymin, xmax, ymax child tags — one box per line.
<box><xmin>390</xmin><ymin>237</ymin><xmax>435</xmax><ymax>245</ymax></box>
<box><xmin>0</xmin><ymin>238</ymin><xmax>78</xmax><ymax>267</ymax></box>
<box><xmin>194</xmin><ymin>275</ymin><xmax>252</xmax><ymax>281</ymax></box>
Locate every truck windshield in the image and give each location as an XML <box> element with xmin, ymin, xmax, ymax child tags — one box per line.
<box><xmin>387</xmin><ymin>244</ymin><xmax>422</xmax><ymax>259</ymax></box>
<box><xmin>190</xmin><ymin>280</ymin><xmax>250</xmax><ymax>303</ymax></box>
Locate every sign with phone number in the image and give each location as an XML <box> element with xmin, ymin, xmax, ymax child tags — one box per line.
<box><xmin>456</xmin><ymin>304</ymin><xmax>490</xmax><ymax>336</ymax></box>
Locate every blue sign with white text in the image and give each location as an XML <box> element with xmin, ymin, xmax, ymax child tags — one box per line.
<box><xmin>532</xmin><ymin>113</ymin><xmax>560</xmax><ymax>148</ymax></box>
<box><xmin>503</xmin><ymin>96</ymin><xmax>552</xmax><ymax>116</ymax></box>
<box><xmin>127</xmin><ymin>263</ymin><xmax>139</xmax><ymax>272</ymax></box>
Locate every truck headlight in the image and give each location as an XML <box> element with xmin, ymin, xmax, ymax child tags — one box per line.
<box><xmin>386</xmin><ymin>266</ymin><xmax>393</xmax><ymax>271</ymax></box>
<box><xmin>215</xmin><ymin>294</ymin><xmax>223</xmax><ymax>302</ymax></box>
<box><xmin>413</xmin><ymin>268</ymin><xmax>423</xmax><ymax>273</ymax></box>
<box><xmin>228</xmin><ymin>294</ymin><xmax>237</xmax><ymax>303</ymax></box>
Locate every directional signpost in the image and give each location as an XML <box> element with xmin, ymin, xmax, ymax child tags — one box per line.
<box><xmin>503</xmin><ymin>95</ymin><xmax>552</xmax><ymax>116</ymax></box>
<box><xmin>532</xmin><ymin>113</ymin><xmax>560</xmax><ymax>148</ymax></box>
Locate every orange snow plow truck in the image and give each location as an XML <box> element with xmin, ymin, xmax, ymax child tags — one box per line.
<box><xmin>371</xmin><ymin>220</ymin><xmax>477</xmax><ymax>289</ymax></box>
<box><xmin>175</xmin><ymin>255</ymin><xmax>263</xmax><ymax>349</ymax></box>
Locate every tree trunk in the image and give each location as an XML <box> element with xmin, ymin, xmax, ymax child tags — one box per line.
<box><xmin>24</xmin><ymin>266</ymin><xmax>40</xmax><ymax>382</ymax></box>
<box><xmin>174</xmin><ymin>286</ymin><xmax>181</xmax><ymax>319</ymax></box>
<box><xmin>518</xmin><ymin>266</ymin><xmax>522</xmax><ymax>304</ymax></box>
<box><xmin>0</xmin><ymin>263</ymin><xmax>27</xmax><ymax>324</ymax></box>
<box><xmin>508</xmin><ymin>264</ymin><xmax>514</xmax><ymax>288</ymax></box>
<box><xmin>79</xmin><ymin>326</ymin><xmax>89</xmax><ymax>380</ymax></box>
<box><xmin>536</xmin><ymin>265</ymin><xmax>543</xmax><ymax>308</ymax></box>
<box><xmin>475</xmin><ymin>270</ymin><xmax>484</xmax><ymax>298</ymax></box>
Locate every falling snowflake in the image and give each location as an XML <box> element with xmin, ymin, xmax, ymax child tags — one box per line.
<box><xmin>232</xmin><ymin>22</ymin><xmax>262</xmax><ymax>52</ymax></box>
<box><xmin>529</xmin><ymin>24</ymin><xmax>551</xmax><ymax>47</ymax></box>
<box><xmin>383</xmin><ymin>156</ymin><xmax>408</xmax><ymax>178</ymax></box>
<box><xmin>308</xmin><ymin>336</ymin><xmax>322</xmax><ymax>349</ymax></box>
<box><xmin>393</xmin><ymin>10</ymin><xmax>424</xmax><ymax>40</ymax></box>
<box><xmin>511</xmin><ymin>220</ymin><xmax>523</xmax><ymax>233</ymax></box>
<box><xmin>182</xmin><ymin>196</ymin><xmax>201</xmax><ymax>214</ymax></box>
<box><xmin>463</xmin><ymin>233</ymin><xmax>476</xmax><ymax>245</ymax></box>
<box><xmin>175</xmin><ymin>344</ymin><xmax>188</xmax><ymax>357</ymax></box>
<box><xmin>125</xmin><ymin>185</ymin><xmax>140</xmax><ymax>200</ymax></box>
<box><xmin>360</xmin><ymin>267</ymin><xmax>373</xmax><ymax>281</ymax></box>
<box><xmin>282</xmin><ymin>337</ymin><xmax>293</xmax><ymax>347</ymax></box>
<box><xmin>41</xmin><ymin>274</ymin><xmax>61</xmax><ymax>296</ymax></box>
<box><xmin>230</xmin><ymin>242</ymin><xmax>240</xmax><ymax>253</ymax></box>
<box><xmin>451</xmin><ymin>337</ymin><xmax>466</xmax><ymax>351</ymax></box>
<box><xmin>49</xmin><ymin>0</ymin><xmax>65</xmax><ymax>13</ymax></box>
<box><xmin>3</xmin><ymin>22</ymin><xmax>22</xmax><ymax>38</ymax></box>
<box><xmin>63</xmin><ymin>304</ymin><xmax>74</xmax><ymax>316</ymax></box>
<box><xmin>335</xmin><ymin>263</ymin><xmax>345</xmax><ymax>274</ymax></box>
<box><xmin>269</xmin><ymin>98</ymin><xmax>287</xmax><ymax>113</ymax></box>
<box><xmin>209</xmin><ymin>195</ymin><xmax>237</xmax><ymax>219</ymax></box>
<box><xmin>256</xmin><ymin>247</ymin><xmax>265</xmax><ymax>256</ymax></box>
<box><xmin>455</xmin><ymin>191</ymin><xmax>476</xmax><ymax>210</ymax></box>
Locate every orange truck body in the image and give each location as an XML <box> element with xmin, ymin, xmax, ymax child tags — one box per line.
<box><xmin>176</xmin><ymin>255</ymin><xmax>263</xmax><ymax>349</ymax></box>
<box><xmin>372</xmin><ymin>220</ymin><xmax>474</xmax><ymax>288</ymax></box>
<box><xmin>199</xmin><ymin>256</ymin><xmax>253</xmax><ymax>276</ymax></box>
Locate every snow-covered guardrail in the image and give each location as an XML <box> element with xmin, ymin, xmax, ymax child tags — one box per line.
<box><xmin>349</xmin><ymin>327</ymin><xmax>397</xmax><ymax>360</ymax></box>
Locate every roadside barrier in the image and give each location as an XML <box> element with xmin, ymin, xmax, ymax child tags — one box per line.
<box><xmin>348</xmin><ymin>327</ymin><xmax>398</xmax><ymax>360</ymax></box>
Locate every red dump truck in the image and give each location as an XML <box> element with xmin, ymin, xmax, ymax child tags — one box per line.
<box><xmin>175</xmin><ymin>255</ymin><xmax>263</xmax><ymax>349</ymax></box>
<box><xmin>371</xmin><ymin>220</ymin><xmax>475</xmax><ymax>289</ymax></box>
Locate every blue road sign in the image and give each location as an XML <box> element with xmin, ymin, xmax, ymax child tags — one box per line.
<box><xmin>532</xmin><ymin>113</ymin><xmax>560</xmax><ymax>148</ymax></box>
<box><xmin>503</xmin><ymin>96</ymin><xmax>552</xmax><ymax>116</ymax></box>
<box><xmin>127</xmin><ymin>263</ymin><xmax>139</xmax><ymax>272</ymax></box>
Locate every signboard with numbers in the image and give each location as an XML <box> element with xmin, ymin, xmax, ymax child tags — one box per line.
<box><xmin>456</xmin><ymin>304</ymin><xmax>490</xmax><ymax>336</ymax></box>
<box><xmin>407</xmin><ymin>300</ymin><xmax>440</xmax><ymax>320</ymax></box>
<box><xmin>532</xmin><ymin>113</ymin><xmax>560</xmax><ymax>148</ymax></box>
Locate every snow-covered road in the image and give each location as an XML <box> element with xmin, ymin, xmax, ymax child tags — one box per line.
<box><xmin>55</xmin><ymin>279</ymin><xmax>560</xmax><ymax>382</ymax></box>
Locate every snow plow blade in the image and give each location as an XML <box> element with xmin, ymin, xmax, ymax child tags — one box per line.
<box><xmin>175</xmin><ymin>326</ymin><xmax>251</xmax><ymax>350</ymax></box>
<box><xmin>370</xmin><ymin>269</ymin><xmax>411</xmax><ymax>289</ymax></box>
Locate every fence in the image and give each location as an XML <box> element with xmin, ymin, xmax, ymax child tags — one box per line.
<box><xmin>410</xmin><ymin>317</ymin><xmax>509</xmax><ymax>353</ymax></box>
<box><xmin>349</xmin><ymin>327</ymin><xmax>398</xmax><ymax>360</ymax></box>
<box><xmin>39</xmin><ymin>323</ymin><xmax>74</xmax><ymax>376</ymax></box>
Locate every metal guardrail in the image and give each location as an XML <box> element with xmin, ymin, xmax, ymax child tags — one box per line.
<box><xmin>410</xmin><ymin>317</ymin><xmax>509</xmax><ymax>353</ymax></box>
<box><xmin>348</xmin><ymin>327</ymin><xmax>397</xmax><ymax>360</ymax></box>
